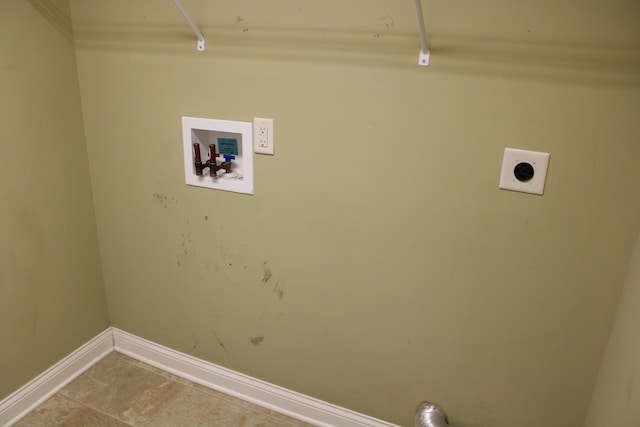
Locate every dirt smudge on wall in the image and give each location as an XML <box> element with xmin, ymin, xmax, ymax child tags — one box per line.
<box><xmin>273</xmin><ymin>282</ymin><xmax>284</xmax><ymax>300</ymax></box>
<box><xmin>152</xmin><ymin>193</ymin><xmax>176</xmax><ymax>209</ymax></box>
<box><xmin>214</xmin><ymin>334</ymin><xmax>229</xmax><ymax>354</ymax></box>
<box><xmin>262</xmin><ymin>262</ymin><xmax>272</xmax><ymax>283</ymax></box>
<box><xmin>250</xmin><ymin>336</ymin><xmax>265</xmax><ymax>346</ymax></box>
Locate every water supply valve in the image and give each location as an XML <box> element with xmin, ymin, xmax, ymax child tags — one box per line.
<box><xmin>193</xmin><ymin>143</ymin><xmax>234</xmax><ymax>177</ymax></box>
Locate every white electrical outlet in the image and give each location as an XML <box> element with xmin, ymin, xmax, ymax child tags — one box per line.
<box><xmin>499</xmin><ymin>148</ymin><xmax>550</xmax><ymax>195</ymax></box>
<box><xmin>254</xmin><ymin>117</ymin><xmax>274</xmax><ymax>155</ymax></box>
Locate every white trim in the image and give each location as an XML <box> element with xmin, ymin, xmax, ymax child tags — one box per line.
<box><xmin>0</xmin><ymin>328</ymin><xmax>113</xmax><ymax>426</ymax></box>
<box><xmin>0</xmin><ymin>328</ymin><xmax>399</xmax><ymax>427</ymax></box>
<box><xmin>112</xmin><ymin>328</ymin><xmax>400</xmax><ymax>427</ymax></box>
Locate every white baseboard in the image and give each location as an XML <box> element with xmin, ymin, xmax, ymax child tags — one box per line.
<box><xmin>112</xmin><ymin>328</ymin><xmax>399</xmax><ymax>427</ymax></box>
<box><xmin>0</xmin><ymin>328</ymin><xmax>113</xmax><ymax>427</ymax></box>
<box><xmin>0</xmin><ymin>328</ymin><xmax>399</xmax><ymax>427</ymax></box>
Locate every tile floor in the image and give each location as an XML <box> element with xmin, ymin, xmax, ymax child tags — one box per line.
<box><xmin>14</xmin><ymin>352</ymin><xmax>314</xmax><ymax>427</ymax></box>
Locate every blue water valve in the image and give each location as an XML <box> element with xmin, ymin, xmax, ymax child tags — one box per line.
<box><xmin>223</xmin><ymin>155</ymin><xmax>235</xmax><ymax>162</ymax></box>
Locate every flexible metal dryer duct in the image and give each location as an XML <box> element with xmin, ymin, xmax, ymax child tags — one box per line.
<box><xmin>415</xmin><ymin>402</ymin><xmax>453</xmax><ymax>427</ymax></box>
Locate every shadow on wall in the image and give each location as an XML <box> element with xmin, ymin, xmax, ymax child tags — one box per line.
<box><xmin>431</xmin><ymin>34</ymin><xmax>640</xmax><ymax>89</ymax></box>
<box><xmin>63</xmin><ymin>13</ymin><xmax>640</xmax><ymax>89</ymax></box>
<box><xmin>27</xmin><ymin>0</ymin><xmax>74</xmax><ymax>44</ymax></box>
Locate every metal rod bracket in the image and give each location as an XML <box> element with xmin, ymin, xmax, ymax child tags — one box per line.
<box><xmin>173</xmin><ymin>0</ymin><xmax>206</xmax><ymax>52</ymax></box>
<box><xmin>414</xmin><ymin>0</ymin><xmax>431</xmax><ymax>67</ymax></box>
<box><xmin>418</xmin><ymin>49</ymin><xmax>430</xmax><ymax>67</ymax></box>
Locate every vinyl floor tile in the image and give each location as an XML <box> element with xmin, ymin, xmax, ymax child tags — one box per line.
<box><xmin>14</xmin><ymin>394</ymin><xmax>129</xmax><ymax>427</ymax></box>
<box><xmin>60</xmin><ymin>354</ymin><xmax>184</xmax><ymax>426</ymax></box>
<box><xmin>145</xmin><ymin>386</ymin><xmax>247</xmax><ymax>426</ymax></box>
<box><xmin>13</xmin><ymin>352</ymin><xmax>315</xmax><ymax>427</ymax></box>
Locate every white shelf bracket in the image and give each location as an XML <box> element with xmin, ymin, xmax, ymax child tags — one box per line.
<box><xmin>413</xmin><ymin>0</ymin><xmax>431</xmax><ymax>66</ymax></box>
<box><xmin>173</xmin><ymin>0</ymin><xmax>205</xmax><ymax>52</ymax></box>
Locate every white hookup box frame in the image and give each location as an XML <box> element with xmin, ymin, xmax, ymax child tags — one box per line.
<box><xmin>182</xmin><ymin>116</ymin><xmax>254</xmax><ymax>195</ymax></box>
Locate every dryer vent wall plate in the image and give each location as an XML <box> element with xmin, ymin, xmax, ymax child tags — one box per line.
<box><xmin>499</xmin><ymin>148</ymin><xmax>550</xmax><ymax>195</ymax></box>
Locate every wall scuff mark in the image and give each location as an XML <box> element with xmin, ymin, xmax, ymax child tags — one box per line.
<box><xmin>262</xmin><ymin>262</ymin><xmax>272</xmax><ymax>283</ymax></box>
<box><xmin>250</xmin><ymin>336</ymin><xmax>265</xmax><ymax>346</ymax></box>
<box><xmin>214</xmin><ymin>333</ymin><xmax>229</xmax><ymax>354</ymax></box>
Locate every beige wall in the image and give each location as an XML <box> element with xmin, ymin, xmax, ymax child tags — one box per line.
<box><xmin>68</xmin><ymin>1</ymin><xmax>640</xmax><ymax>426</ymax></box>
<box><xmin>0</xmin><ymin>0</ymin><xmax>110</xmax><ymax>400</ymax></box>
<box><xmin>585</xmin><ymin>233</ymin><xmax>640</xmax><ymax>426</ymax></box>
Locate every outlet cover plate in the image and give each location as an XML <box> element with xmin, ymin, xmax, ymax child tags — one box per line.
<box><xmin>182</xmin><ymin>117</ymin><xmax>253</xmax><ymax>194</ymax></box>
<box><xmin>253</xmin><ymin>117</ymin><xmax>274</xmax><ymax>155</ymax></box>
<box><xmin>499</xmin><ymin>148</ymin><xmax>550</xmax><ymax>195</ymax></box>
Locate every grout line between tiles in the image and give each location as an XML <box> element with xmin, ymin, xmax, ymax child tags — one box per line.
<box><xmin>138</xmin><ymin>382</ymin><xmax>189</xmax><ymax>427</ymax></box>
<box><xmin>58</xmin><ymin>393</ymin><xmax>136</xmax><ymax>427</ymax></box>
